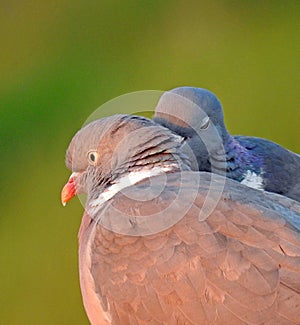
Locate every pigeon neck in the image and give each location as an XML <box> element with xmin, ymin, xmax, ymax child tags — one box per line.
<box><xmin>111</xmin><ymin>134</ymin><xmax>191</xmax><ymax>180</ymax></box>
<box><xmin>88</xmin><ymin>165</ymin><xmax>174</xmax><ymax>214</ymax></box>
<box><xmin>225</xmin><ymin>136</ymin><xmax>263</xmax><ymax>182</ymax></box>
<box><xmin>210</xmin><ymin>136</ymin><xmax>264</xmax><ymax>185</ymax></box>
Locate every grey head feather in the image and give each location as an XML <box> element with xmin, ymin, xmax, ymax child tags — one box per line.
<box><xmin>154</xmin><ymin>86</ymin><xmax>229</xmax><ymax>142</ymax></box>
<box><xmin>153</xmin><ymin>87</ymin><xmax>228</xmax><ymax>172</ymax></box>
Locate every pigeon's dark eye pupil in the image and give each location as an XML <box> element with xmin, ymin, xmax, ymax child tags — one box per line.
<box><xmin>88</xmin><ymin>151</ymin><xmax>98</xmax><ymax>164</ymax></box>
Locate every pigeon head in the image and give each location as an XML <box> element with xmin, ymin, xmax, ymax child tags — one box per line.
<box><xmin>154</xmin><ymin>87</ymin><xmax>229</xmax><ymax>141</ymax></box>
<box><xmin>61</xmin><ymin>114</ymin><xmax>188</xmax><ymax>205</ymax></box>
<box><xmin>154</xmin><ymin>87</ymin><xmax>229</xmax><ymax>171</ymax></box>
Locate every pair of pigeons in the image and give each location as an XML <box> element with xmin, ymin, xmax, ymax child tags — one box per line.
<box><xmin>61</xmin><ymin>87</ymin><xmax>300</xmax><ymax>325</ymax></box>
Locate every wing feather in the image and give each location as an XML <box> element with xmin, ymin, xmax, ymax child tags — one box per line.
<box><xmin>80</xmin><ymin>172</ymin><xmax>300</xmax><ymax>324</ymax></box>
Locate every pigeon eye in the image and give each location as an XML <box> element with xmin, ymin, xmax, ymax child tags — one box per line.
<box><xmin>200</xmin><ymin>116</ymin><xmax>210</xmax><ymax>130</ymax></box>
<box><xmin>87</xmin><ymin>151</ymin><xmax>98</xmax><ymax>165</ymax></box>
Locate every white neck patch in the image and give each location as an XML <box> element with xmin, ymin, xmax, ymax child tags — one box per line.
<box><xmin>240</xmin><ymin>170</ymin><xmax>264</xmax><ymax>190</ymax></box>
<box><xmin>89</xmin><ymin>166</ymin><xmax>173</xmax><ymax>210</ymax></box>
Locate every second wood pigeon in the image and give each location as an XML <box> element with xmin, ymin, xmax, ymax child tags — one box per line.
<box><xmin>153</xmin><ymin>87</ymin><xmax>300</xmax><ymax>202</ymax></box>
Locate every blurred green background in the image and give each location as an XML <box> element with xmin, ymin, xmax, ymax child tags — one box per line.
<box><xmin>1</xmin><ymin>1</ymin><xmax>299</xmax><ymax>324</ymax></box>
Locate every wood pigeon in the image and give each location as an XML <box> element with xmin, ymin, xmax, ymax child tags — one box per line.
<box><xmin>153</xmin><ymin>87</ymin><xmax>300</xmax><ymax>202</ymax></box>
<box><xmin>61</xmin><ymin>114</ymin><xmax>300</xmax><ymax>325</ymax></box>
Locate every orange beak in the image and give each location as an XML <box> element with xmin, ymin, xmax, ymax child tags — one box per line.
<box><xmin>61</xmin><ymin>172</ymin><xmax>78</xmax><ymax>206</ymax></box>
